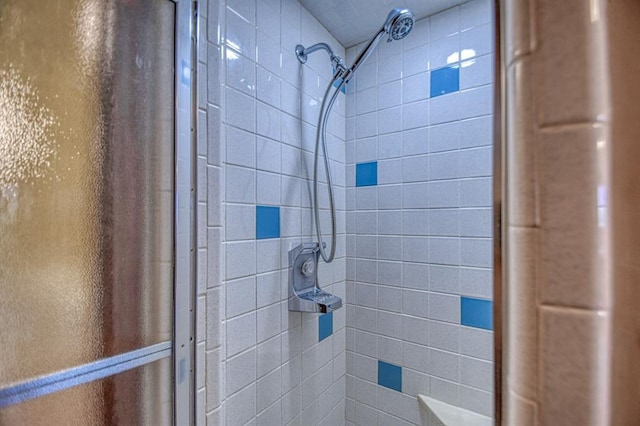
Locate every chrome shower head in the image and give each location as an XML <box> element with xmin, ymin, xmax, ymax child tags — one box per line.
<box><xmin>384</xmin><ymin>8</ymin><xmax>415</xmax><ymax>41</ymax></box>
<box><xmin>342</xmin><ymin>8</ymin><xmax>414</xmax><ymax>83</ymax></box>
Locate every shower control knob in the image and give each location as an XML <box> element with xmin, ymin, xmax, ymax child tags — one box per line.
<box><xmin>301</xmin><ymin>258</ymin><xmax>315</xmax><ymax>277</ymax></box>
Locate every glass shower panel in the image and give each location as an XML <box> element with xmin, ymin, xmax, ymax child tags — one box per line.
<box><xmin>0</xmin><ymin>0</ymin><xmax>175</xmax><ymax>388</ymax></box>
<box><xmin>0</xmin><ymin>357</ymin><xmax>172</xmax><ymax>425</ymax></box>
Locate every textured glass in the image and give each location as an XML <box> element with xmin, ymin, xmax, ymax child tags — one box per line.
<box><xmin>0</xmin><ymin>0</ymin><xmax>175</xmax><ymax>388</ymax></box>
<box><xmin>0</xmin><ymin>358</ymin><xmax>172</xmax><ymax>425</ymax></box>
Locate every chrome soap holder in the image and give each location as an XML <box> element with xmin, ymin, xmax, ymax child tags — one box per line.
<box><xmin>288</xmin><ymin>243</ymin><xmax>342</xmax><ymax>313</ymax></box>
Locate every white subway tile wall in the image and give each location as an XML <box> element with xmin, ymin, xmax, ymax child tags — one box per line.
<box><xmin>345</xmin><ymin>0</ymin><xmax>494</xmax><ymax>423</ymax></box>
<box><xmin>200</xmin><ymin>0</ymin><xmax>494</xmax><ymax>424</ymax></box>
<box><xmin>199</xmin><ymin>0</ymin><xmax>347</xmax><ymax>424</ymax></box>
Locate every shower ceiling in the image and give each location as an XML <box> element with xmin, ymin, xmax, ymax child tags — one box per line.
<box><xmin>299</xmin><ymin>0</ymin><xmax>466</xmax><ymax>47</ymax></box>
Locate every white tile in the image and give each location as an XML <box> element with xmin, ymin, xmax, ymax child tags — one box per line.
<box><xmin>403</xmin><ymin>99</ymin><xmax>429</xmax><ymax>130</ymax></box>
<box><xmin>257</xmin><ymin>101</ymin><xmax>281</xmax><ymax>141</ymax></box>
<box><xmin>403</xmin><ymin>236</ymin><xmax>429</xmax><ymax>263</ymax></box>
<box><xmin>226</xmin><ymin>276</ymin><xmax>257</xmax><ymax>319</ymax></box>
<box><xmin>460</xmin><ymin>327</ymin><xmax>493</xmax><ymax>361</ymax></box>
<box><xmin>403</xmin><ymin>155</ymin><xmax>429</xmax><ymax>183</ymax></box>
<box><xmin>379</xmin><ymin>106</ymin><xmax>403</xmax><ymax>135</ymax></box>
<box><xmin>226</xmin><ymin>49</ymin><xmax>256</xmax><ymax>96</ymax></box>
<box><xmin>226</xmin><ymin>8</ymin><xmax>256</xmax><ymax>61</ymax></box>
<box><xmin>460</xmin><ymin>356</ymin><xmax>493</xmax><ymax>392</ymax></box>
<box><xmin>280</xmin><ymin>82</ymin><xmax>301</xmax><ymax>117</ymax></box>
<box><xmin>429</xmin><ymin>348</ymin><xmax>459</xmax><ymax>381</ymax></box>
<box><xmin>378</xmin><ymin>285</ymin><xmax>403</xmax><ymax>312</ymax></box>
<box><xmin>378</xmin><ymin>80</ymin><xmax>402</xmax><ymax>110</ymax></box>
<box><xmin>257</xmin><ymin>66</ymin><xmax>281</xmax><ymax>107</ymax></box>
<box><xmin>460</xmin><ymin>267</ymin><xmax>493</xmax><ymax>299</ymax></box>
<box><xmin>429</xmin><ymin>265</ymin><xmax>460</xmax><ymax>294</ymax></box>
<box><xmin>459</xmin><ymin>85</ymin><xmax>493</xmax><ymax>119</ymax></box>
<box><xmin>355</xmin><ymin>137</ymin><xmax>378</xmax><ymax>163</ymax></box>
<box><xmin>403</xmin><ymin>182</ymin><xmax>429</xmax><ymax>209</ymax></box>
<box><xmin>461</xmin><ymin>238</ymin><xmax>492</xmax><ymax>267</ymax></box>
<box><xmin>403</xmin><ymin>16</ymin><xmax>430</xmax><ymax>50</ymax></box>
<box><xmin>460</xmin><ymin>208</ymin><xmax>492</xmax><ymax>237</ymax></box>
<box><xmin>226</xmin><ymin>126</ymin><xmax>256</xmax><ymax>168</ymax></box>
<box><xmin>356</xmin><ymin>211</ymin><xmax>377</xmax><ymax>234</ymax></box>
<box><xmin>430</xmin><ymin>376</ymin><xmax>459</xmax><ymax>407</ymax></box>
<box><xmin>226</xmin><ymin>240</ymin><xmax>256</xmax><ymax>280</ymax></box>
<box><xmin>226</xmin><ymin>165</ymin><xmax>255</xmax><ymax>203</ymax></box>
<box><xmin>429</xmin><ymin>209</ymin><xmax>460</xmax><ymax>237</ymax></box>
<box><xmin>378</xmin><ymin>261</ymin><xmax>402</xmax><ymax>287</ymax></box>
<box><xmin>356</xmin><ymin>112</ymin><xmax>377</xmax><ymax>139</ymax></box>
<box><xmin>356</xmin><ymin>87</ymin><xmax>378</xmax><ymax>115</ymax></box>
<box><xmin>460</xmin><ymin>54</ymin><xmax>494</xmax><ymax>90</ymax></box>
<box><xmin>257</xmin><ymin>270</ymin><xmax>281</xmax><ymax>306</ymax></box>
<box><xmin>226</xmin><ymin>348</ymin><xmax>256</xmax><ymax>397</ymax></box>
<box><xmin>378</xmin><ymin>310</ymin><xmax>403</xmax><ymax>338</ymax></box>
<box><xmin>256</xmin><ymin>0</ymin><xmax>280</xmax><ymax>39</ymax></box>
<box><xmin>429</xmin><ymin>151</ymin><xmax>459</xmax><ymax>180</ymax></box>
<box><xmin>429</xmin><ymin>292</ymin><xmax>461</xmax><ymax>323</ymax></box>
<box><xmin>226</xmin><ymin>204</ymin><xmax>255</xmax><ymax>241</ymax></box>
<box><xmin>402</xmin><ymin>210</ymin><xmax>428</xmax><ymax>236</ymax></box>
<box><xmin>428</xmin><ymin>181</ymin><xmax>460</xmax><ymax>208</ymax></box>
<box><xmin>226</xmin><ymin>382</ymin><xmax>256</xmax><ymax>425</ymax></box>
<box><xmin>403</xmin><ymin>71</ymin><xmax>430</xmax><ymax>103</ymax></box>
<box><xmin>460</xmin><ymin>24</ymin><xmax>493</xmax><ymax>58</ymax></box>
<box><xmin>402</xmin><ymin>315</ymin><xmax>429</xmax><ymax>345</ymax></box>
<box><xmin>430</xmin><ymin>7</ymin><xmax>460</xmax><ymax>41</ymax></box>
<box><xmin>403</xmin><ymin>44</ymin><xmax>430</xmax><ymax>77</ymax></box>
<box><xmin>257</xmin><ymin>335</ymin><xmax>281</xmax><ymax>378</ymax></box>
<box><xmin>460</xmin><ymin>116</ymin><xmax>492</xmax><ymax>149</ymax></box>
<box><xmin>460</xmin><ymin>0</ymin><xmax>492</xmax><ymax>31</ymax></box>
<box><xmin>403</xmin><ymin>341</ymin><xmax>430</xmax><ymax>373</ymax></box>
<box><xmin>430</xmin><ymin>237</ymin><xmax>460</xmax><ymax>266</ymax></box>
<box><xmin>257</xmin><ymin>401</ymin><xmax>281</xmax><ymax>426</ymax></box>
<box><xmin>378</xmin><ymin>133</ymin><xmax>402</xmax><ymax>160</ymax></box>
<box><xmin>430</xmin><ymin>92</ymin><xmax>460</xmax><ymax>124</ymax></box>
<box><xmin>374</xmin><ymin>159</ymin><xmax>400</xmax><ymax>186</ymax></box>
<box><xmin>460</xmin><ymin>386</ymin><xmax>493</xmax><ymax>418</ymax></box>
<box><xmin>379</xmin><ymin>52</ymin><xmax>402</xmax><ymax>83</ymax></box>
<box><xmin>226</xmin><ymin>87</ymin><xmax>256</xmax><ymax>132</ymax></box>
<box><xmin>429</xmin><ymin>35</ymin><xmax>460</xmax><ymax>70</ymax></box>
<box><xmin>403</xmin><ymin>289</ymin><xmax>429</xmax><ymax>318</ymax></box>
<box><xmin>403</xmin><ymin>127</ymin><xmax>429</xmax><ymax>156</ymax></box>
<box><xmin>226</xmin><ymin>311</ymin><xmax>257</xmax><ymax>357</ymax></box>
<box><xmin>460</xmin><ymin>177</ymin><xmax>492</xmax><ymax>207</ymax></box>
<box><xmin>256</xmin><ymin>171</ymin><xmax>281</xmax><ymax>206</ymax></box>
<box><xmin>430</xmin><ymin>320</ymin><xmax>459</xmax><ymax>352</ymax></box>
<box><xmin>257</xmin><ymin>303</ymin><xmax>281</xmax><ymax>343</ymax></box>
<box><xmin>402</xmin><ymin>261</ymin><xmax>429</xmax><ymax>291</ymax></box>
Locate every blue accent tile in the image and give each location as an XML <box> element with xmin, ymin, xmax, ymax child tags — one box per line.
<box><xmin>461</xmin><ymin>297</ymin><xmax>493</xmax><ymax>330</ymax></box>
<box><xmin>378</xmin><ymin>360</ymin><xmax>402</xmax><ymax>392</ymax></box>
<box><xmin>319</xmin><ymin>312</ymin><xmax>333</xmax><ymax>341</ymax></box>
<box><xmin>430</xmin><ymin>66</ymin><xmax>460</xmax><ymax>98</ymax></box>
<box><xmin>356</xmin><ymin>161</ymin><xmax>378</xmax><ymax>187</ymax></box>
<box><xmin>256</xmin><ymin>206</ymin><xmax>280</xmax><ymax>239</ymax></box>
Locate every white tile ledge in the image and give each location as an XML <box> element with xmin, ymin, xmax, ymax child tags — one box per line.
<box><xmin>417</xmin><ymin>394</ymin><xmax>493</xmax><ymax>426</ymax></box>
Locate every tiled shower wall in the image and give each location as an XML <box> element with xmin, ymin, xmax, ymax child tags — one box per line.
<box><xmin>197</xmin><ymin>0</ymin><xmax>348</xmax><ymax>424</ymax></box>
<box><xmin>503</xmin><ymin>0</ymin><xmax>611</xmax><ymax>424</ymax></box>
<box><xmin>344</xmin><ymin>1</ymin><xmax>495</xmax><ymax>423</ymax></box>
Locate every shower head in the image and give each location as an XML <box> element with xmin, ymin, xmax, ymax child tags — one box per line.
<box><xmin>383</xmin><ymin>8</ymin><xmax>415</xmax><ymax>42</ymax></box>
<box><xmin>343</xmin><ymin>8</ymin><xmax>414</xmax><ymax>83</ymax></box>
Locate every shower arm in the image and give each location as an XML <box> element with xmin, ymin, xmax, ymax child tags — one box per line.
<box><xmin>295</xmin><ymin>43</ymin><xmax>346</xmax><ymax>72</ymax></box>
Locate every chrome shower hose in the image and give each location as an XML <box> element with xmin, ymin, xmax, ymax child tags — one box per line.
<box><xmin>313</xmin><ymin>71</ymin><xmax>345</xmax><ymax>263</ymax></box>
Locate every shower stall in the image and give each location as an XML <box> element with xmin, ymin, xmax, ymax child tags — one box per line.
<box><xmin>0</xmin><ymin>0</ymin><xmax>498</xmax><ymax>424</ymax></box>
<box><xmin>200</xmin><ymin>0</ymin><xmax>497</xmax><ymax>424</ymax></box>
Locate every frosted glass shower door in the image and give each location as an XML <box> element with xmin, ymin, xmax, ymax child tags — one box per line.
<box><xmin>0</xmin><ymin>0</ymin><xmax>189</xmax><ymax>423</ymax></box>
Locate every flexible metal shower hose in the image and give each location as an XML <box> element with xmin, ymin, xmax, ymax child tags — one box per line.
<box><xmin>313</xmin><ymin>70</ymin><xmax>346</xmax><ymax>263</ymax></box>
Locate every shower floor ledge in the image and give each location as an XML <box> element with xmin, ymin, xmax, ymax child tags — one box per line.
<box><xmin>417</xmin><ymin>394</ymin><xmax>493</xmax><ymax>426</ymax></box>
